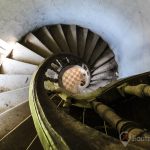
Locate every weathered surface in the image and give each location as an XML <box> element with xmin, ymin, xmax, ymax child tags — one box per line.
<box><xmin>0</xmin><ymin>0</ymin><xmax>150</xmax><ymax>77</ymax></box>
<box><xmin>0</xmin><ymin>101</ymin><xmax>30</xmax><ymax>139</ymax></box>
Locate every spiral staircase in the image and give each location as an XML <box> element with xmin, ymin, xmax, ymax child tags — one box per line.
<box><xmin>1</xmin><ymin>0</ymin><xmax>150</xmax><ymax>149</ymax></box>
<box><xmin>0</xmin><ymin>24</ymin><xmax>119</xmax><ymax>149</ymax></box>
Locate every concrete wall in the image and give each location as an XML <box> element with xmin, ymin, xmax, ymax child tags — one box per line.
<box><xmin>0</xmin><ymin>0</ymin><xmax>150</xmax><ymax>78</ymax></box>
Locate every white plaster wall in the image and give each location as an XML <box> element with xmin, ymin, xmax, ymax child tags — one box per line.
<box><xmin>0</xmin><ymin>0</ymin><xmax>150</xmax><ymax>78</ymax></box>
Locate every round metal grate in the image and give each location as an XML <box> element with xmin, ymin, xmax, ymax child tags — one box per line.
<box><xmin>60</xmin><ymin>65</ymin><xmax>90</xmax><ymax>93</ymax></box>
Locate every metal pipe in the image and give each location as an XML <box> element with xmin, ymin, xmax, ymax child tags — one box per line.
<box><xmin>120</xmin><ymin>84</ymin><xmax>150</xmax><ymax>97</ymax></box>
<box><xmin>91</xmin><ymin>101</ymin><xmax>150</xmax><ymax>149</ymax></box>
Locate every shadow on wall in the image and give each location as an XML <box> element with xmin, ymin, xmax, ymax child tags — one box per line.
<box><xmin>0</xmin><ymin>0</ymin><xmax>150</xmax><ymax>78</ymax></box>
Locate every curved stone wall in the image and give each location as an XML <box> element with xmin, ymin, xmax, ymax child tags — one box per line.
<box><xmin>0</xmin><ymin>0</ymin><xmax>150</xmax><ymax>77</ymax></box>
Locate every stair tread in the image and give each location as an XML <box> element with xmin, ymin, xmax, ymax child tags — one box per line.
<box><xmin>91</xmin><ymin>71</ymin><xmax>116</xmax><ymax>81</ymax></box>
<box><xmin>0</xmin><ymin>116</ymin><xmax>36</xmax><ymax>150</ymax></box>
<box><xmin>24</xmin><ymin>33</ymin><xmax>52</xmax><ymax>58</ymax></box>
<box><xmin>89</xmin><ymin>80</ymin><xmax>111</xmax><ymax>90</ymax></box>
<box><xmin>83</xmin><ymin>31</ymin><xmax>99</xmax><ymax>63</ymax></box>
<box><xmin>0</xmin><ymin>58</ymin><xmax>38</xmax><ymax>74</ymax></box>
<box><xmin>49</xmin><ymin>24</ymin><xmax>70</xmax><ymax>53</ymax></box>
<box><xmin>77</xmin><ymin>27</ymin><xmax>88</xmax><ymax>58</ymax></box>
<box><xmin>0</xmin><ymin>101</ymin><xmax>30</xmax><ymax>139</ymax></box>
<box><xmin>90</xmin><ymin>79</ymin><xmax>112</xmax><ymax>85</ymax></box>
<box><xmin>0</xmin><ymin>87</ymin><xmax>28</xmax><ymax>113</ymax></box>
<box><xmin>0</xmin><ymin>39</ymin><xmax>12</xmax><ymax>57</ymax></box>
<box><xmin>0</xmin><ymin>74</ymin><xmax>31</xmax><ymax>92</ymax></box>
<box><xmin>11</xmin><ymin>43</ymin><xmax>44</xmax><ymax>65</ymax></box>
<box><xmin>62</xmin><ymin>25</ymin><xmax>77</xmax><ymax>55</ymax></box>
<box><xmin>93</xmin><ymin>48</ymin><xmax>114</xmax><ymax>68</ymax></box>
<box><xmin>89</xmin><ymin>40</ymin><xmax>108</xmax><ymax>66</ymax></box>
<box><xmin>92</xmin><ymin>58</ymin><xmax>117</xmax><ymax>75</ymax></box>
<box><xmin>35</xmin><ymin>27</ymin><xmax>61</xmax><ymax>54</ymax></box>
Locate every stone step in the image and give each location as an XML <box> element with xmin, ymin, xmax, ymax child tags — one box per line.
<box><xmin>0</xmin><ymin>101</ymin><xmax>30</xmax><ymax>139</ymax></box>
<box><xmin>0</xmin><ymin>58</ymin><xmax>38</xmax><ymax>74</ymax></box>
<box><xmin>0</xmin><ymin>116</ymin><xmax>36</xmax><ymax>150</ymax></box>
<box><xmin>0</xmin><ymin>74</ymin><xmax>31</xmax><ymax>92</ymax></box>
<box><xmin>83</xmin><ymin>31</ymin><xmax>99</xmax><ymax>63</ymax></box>
<box><xmin>24</xmin><ymin>33</ymin><xmax>52</xmax><ymax>58</ymax></box>
<box><xmin>11</xmin><ymin>43</ymin><xmax>44</xmax><ymax>65</ymax></box>
<box><xmin>49</xmin><ymin>24</ymin><xmax>70</xmax><ymax>53</ymax></box>
<box><xmin>89</xmin><ymin>40</ymin><xmax>107</xmax><ymax>66</ymax></box>
<box><xmin>0</xmin><ymin>87</ymin><xmax>28</xmax><ymax>113</ymax></box>
<box><xmin>35</xmin><ymin>27</ymin><xmax>61</xmax><ymax>54</ymax></box>
<box><xmin>26</xmin><ymin>135</ymin><xmax>43</xmax><ymax>150</ymax></box>
<box><xmin>92</xmin><ymin>58</ymin><xmax>117</xmax><ymax>75</ymax></box>
<box><xmin>93</xmin><ymin>48</ymin><xmax>114</xmax><ymax>68</ymax></box>
<box><xmin>62</xmin><ymin>25</ymin><xmax>77</xmax><ymax>55</ymax></box>
<box><xmin>0</xmin><ymin>39</ymin><xmax>12</xmax><ymax>58</ymax></box>
<box><xmin>89</xmin><ymin>80</ymin><xmax>111</xmax><ymax>90</ymax></box>
<box><xmin>77</xmin><ymin>27</ymin><xmax>88</xmax><ymax>58</ymax></box>
<box><xmin>91</xmin><ymin>71</ymin><xmax>116</xmax><ymax>81</ymax></box>
<box><xmin>90</xmin><ymin>79</ymin><xmax>112</xmax><ymax>85</ymax></box>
